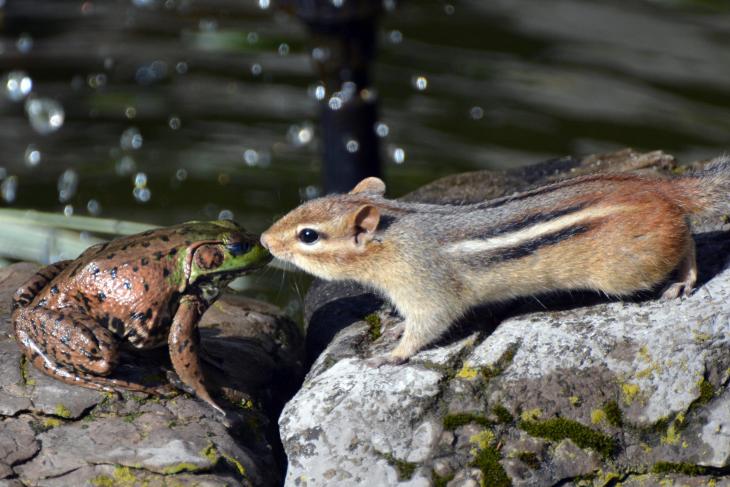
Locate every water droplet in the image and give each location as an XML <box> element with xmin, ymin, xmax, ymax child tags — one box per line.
<box><xmin>470</xmin><ymin>106</ymin><xmax>484</xmax><ymax>120</ymax></box>
<box><xmin>168</xmin><ymin>116</ymin><xmax>181</xmax><ymax>130</ymax></box>
<box><xmin>247</xmin><ymin>32</ymin><xmax>259</xmax><ymax>44</ymax></box>
<box><xmin>120</xmin><ymin>127</ymin><xmax>143</xmax><ymax>150</ymax></box>
<box><xmin>134</xmin><ymin>172</ymin><xmax>148</xmax><ymax>188</ymax></box>
<box><xmin>175</xmin><ymin>168</ymin><xmax>188</xmax><ymax>181</ymax></box>
<box><xmin>328</xmin><ymin>96</ymin><xmax>343</xmax><ymax>110</ymax></box>
<box><xmin>392</xmin><ymin>147</ymin><xmax>405</xmax><ymax>164</ymax></box>
<box><xmin>115</xmin><ymin>156</ymin><xmax>136</xmax><ymax>176</ymax></box>
<box><xmin>218</xmin><ymin>209</ymin><xmax>234</xmax><ymax>220</ymax></box>
<box><xmin>87</xmin><ymin>199</ymin><xmax>102</xmax><ymax>216</ymax></box>
<box><xmin>375</xmin><ymin>122</ymin><xmax>389</xmax><ymax>138</ymax></box>
<box><xmin>198</xmin><ymin>18</ymin><xmax>218</xmax><ymax>32</ymax></box>
<box><xmin>258</xmin><ymin>0</ymin><xmax>270</xmax><ymax>8</ymax></box>
<box><xmin>175</xmin><ymin>61</ymin><xmax>188</xmax><ymax>74</ymax></box>
<box><xmin>314</xmin><ymin>85</ymin><xmax>326</xmax><ymax>101</ymax></box>
<box><xmin>243</xmin><ymin>149</ymin><xmax>259</xmax><ymax>167</ymax></box>
<box><xmin>16</xmin><ymin>33</ymin><xmax>33</xmax><ymax>53</ymax></box>
<box><xmin>133</xmin><ymin>186</ymin><xmax>151</xmax><ymax>203</ymax></box>
<box><xmin>25</xmin><ymin>98</ymin><xmax>65</xmax><ymax>135</ymax></box>
<box><xmin>412</xmin><ymin>75</ymin><xmax>428</xmax><ymax>91</ymax></box>
<box><xmin>87</xmin><ymin>73</ymin><xmax>107</xmax><ymax>89</ymax></box>
<box><xmin>278</xmin><ymin>43</ymin><xmax>290</xmax><ymax>56</ymax></box>
<box><xmin>388</xmin><ymin>30</ymin><xmax>403</xmax><ymax>44</ymax></box>
<box><xmin>251</xmin><ymin>63</ymin><xmax>262</xmax><ymax>76</ymax></box>
<box><xmin>24</xmin><ymin>144</ymin><xmax>41</xmax><ymax>167</ymax></box>
<box><xmin>287</xmin><ymin>123</ymin><xmax>314</xmax><ymax>147</ymax></box>
<box><xmin>135</xmin><ymin>61</ymin><xmax>167</xmax><ymax>85</ymax></box>
<box><xmin>312</xmin><ymin>47</ymin><xmax>330</xmax><ymax>62</ymax></box>
<box><xmin>125</xmin><ymin>106</ymin><xmax>137</xmax><ymax>119</ymax></box>
<box><xmin>444</xmin><ymin>4</ymin><xmax>455</xmax><ymax>14</ymax></box>
<box><xmin>3</xmin><ymin>71</ymin><xmax>33</xmax><ymax>102</ymax></box>
<box><xmin>57</xmin><ymin>169</ymin><xmax>79</xmax><ymax>203</ymax></box>
<box><xmin>300</xmin><ymin>185</ymin><xmax>320</xmax><ymax>200</ymax></box>
<box><xmin>63</xmin><ymin>204</ymin><xmax>74</xmax><ymax>217</ymax></box>
<box><xmin>1</xmin><ymin>176</ymin><xmax>18</xmax><ymax>203</ymax></box>
<box><xmin>346</xmin><ymin>139</ymin><xmax>359</xmax><ymax>153</ymax></box>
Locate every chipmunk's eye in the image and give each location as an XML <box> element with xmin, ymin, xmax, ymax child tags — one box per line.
<box><xmin>298</xmin><ymin>228</ymin><xmax>319</xmax><ymax>244</ymax></box>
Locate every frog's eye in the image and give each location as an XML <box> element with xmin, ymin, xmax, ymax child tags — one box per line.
<box><xmin>226</xmin><ymin>241</ymin><xmax>251</xmax><ymax>256</ymax></box>
<box><xmin>298</xmin><ymin>228</ymin><xmax>319</xmax><ymax>244</ymax></box>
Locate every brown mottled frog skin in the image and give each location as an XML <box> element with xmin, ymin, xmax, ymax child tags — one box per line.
<box><xmin>11</xmin><ymin>220</ymin><xmax>271</xmax><ymax>414</ymax></box>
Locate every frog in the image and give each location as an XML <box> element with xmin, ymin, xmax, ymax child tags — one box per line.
<box><xmin>11</xmin><ymin>219</ymin><xmax>271</xmax><ymax>414</ymax></box>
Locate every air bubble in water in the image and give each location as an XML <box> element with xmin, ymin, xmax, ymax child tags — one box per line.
<box><xmin>412</xmin><ymin>75</ymin><xmax>428</xmax><ymax>91</ymax></box>
<box><xmin>134</xmin><ymin>172</ymin><xmax>148</xmax><ymax>188</ymax></box>
<box><xmin>375</xmin><ymin>122</ymin><xmax>389</xmax><ymax>137</ymax></box>
<box><xmin>16</xmin><ymin>33</ymin><xmax>33</xmax><ymax>53</ymax></box>
<box><xmin>168</xmin><ymin>116</ymin><xmax>181</xmax><ymax>130</ymax></box>
<box><xmin>63</xmin><ymin>204</ymin><xmax>74</xmax><ymax>217</ymax></box>
<box><xmin>287</xmin><ymin>123</ymin><xmax>314</xmax><ymax>147</ymax></box>
<box><xmin>470</xmin><ymin>106</ymin><xmax>484</xmax><ymax>120</ymax></box>
<box><xmin>278</xmin><ymin>43</ymin><xmax>290</xmax><ymax>56</ymax></box>
<box><xmin>115</xmin><ymin>155</ymin><xmax>136</xmax><ymax>176</ymax></box>
<box><xmin>3</xmin><ymin>71</ymin><xmax>32</xmax><ymax>102</ymax></box>
<box><xmin>87</xmin><ymin>199</ymin><xmax>102</xmax><ymax>215</ymax></box>
<box><xmin>133</xmin><ymin>187</ymin><xmax>151</xmax><ymax>202</ymax></box>
<box><xmin>1</xmin><ymin>176</ymin><xmax>18</xmax><ymax>203</ymax></box>
<box><xmin>25</xmin><ymin>98</ymin><xmax>65</xmax><ymax>135</ymax></box>
<box><xmin>251</xmin><ymin>63</ymin><xmax>262</xmax><ymax>76</ymax></box>
<box><xmin>24</xmin><ymin>145</ymin><xmax>41</xmax><ymax>167</ymax></box>
<box><xmin>175</xmin><ymin>168</ymin><xmax>188</xmax><ymax>181</ymax></box>
<box><xmin>57</xmin><ymin>169</ymin><xmax>79</xmax><ymax>203</ymax></box>
<box><xmin>346</xmin><ymin>139</ymin><xmax>359</xmax><ymax>153</ymax></box>
<box><xmin>218</xmin><ymin>209</ymin><xmax>234</xmax><ymax>220</ymax></box>
<box><xmin>392</xmin><ymin>147</ymin><xmax>405</xmax><ymax>164</ymax></box>
<box><xmin>120</xmin><ymin>127</ymin><xmax>143</xmax><ymax>150</ymax></box>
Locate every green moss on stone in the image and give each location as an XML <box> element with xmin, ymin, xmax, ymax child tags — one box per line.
<box><xmin>222</xmin><ymin>454</ymin><xmax>248</xmax><ymax>478</ymax></box>
<box><xmin>481</xmin><ymin>344</ymin><xmax>518</xmax><ymax>381</ymax></box>
<box><xmin>161</xmin><ymin>462</ymin><xmax>204</xmax><ymax>475</ymax></box>
<box><xmin>382</xmin><ymin>453</ymin><xmax>416</xmax><ymax>481</ymax></box>
<box><xmin>91</xmin><ymin>475</ymin><xmax>114</xmax><ymax>487</ymax></box>
<box><xmin>54</xmin><ymin>404</ymin><xmax>72</xmax><ymax>418</ymax></box>
<box><xmin>493</xmin><ymin>405</ymin><xmax>514</xmax><ymax>424</ymax></box>
<box><xmin>516</xmin><ymin>451</ymin><xmax>540</xmax><ymax>469</ymax></box>
<box><xmin>432</xmin><ymin>471</ymin><xmax>455</xmax><ymax>487</ymax></box>
<box><xmin>470</xmin><ymin>446</ymin><xmax>511</xmax><ymax>487</ymax></box>
<box><xmin>652</xmin><ymin>462</ymin><xmax>712</xmax><ymax>476</ymax></box>
<box><xmin>364</xmin><ymin>313</ymin><xmax>382</xmax><ymax>340</ymax></box>
<box><xmin>201</xmin><ymin>443</ymin><xmax>219</xmax><ymax>463</ymax></box>
<box><xmin>443</xmin><ymin>413</ymin><xmax>494</xmax><ymax>430</ymax></box>
<box><xmin>697</xmin><ymin>378</ymin><xmax>715</xmax><ymax>404</ymax></box>
<box><xmin>603</xmin><ymin>401</ymin><xmax>623</xmax><ymax>427</ymax></box>
<box><xmin>113</xmin><ymin>466</ymin><xmax>137</xmax><ymax>484</ymax></box>
<box><xmin>19</xmin><ymin>355</ymin><xmax>37</xmax><ymax>386</ymax></box>
<box><xmin>519</xmin><ymin>418</ymin><xmax>617</xmax><ymax>458</ymax></box>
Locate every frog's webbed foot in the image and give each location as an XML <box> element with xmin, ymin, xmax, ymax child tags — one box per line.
<box><xmin>169</xmin><ymin>295</ymin><xmax>226</xmax><ymax>415</ymax></box>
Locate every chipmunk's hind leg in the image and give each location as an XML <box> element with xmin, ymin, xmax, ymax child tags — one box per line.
<box><xmin>661</xmin><ymin>238</ymin><xmax>697</xmax><ymax>299</ymax></box>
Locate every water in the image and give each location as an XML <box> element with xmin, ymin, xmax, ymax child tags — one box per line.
<box><xmin>1</xmin><ymin>0</ymin><xmax>729</xmax><ymax>312</ymax></box>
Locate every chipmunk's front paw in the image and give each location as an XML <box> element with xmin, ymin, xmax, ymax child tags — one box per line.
<box><xmin>365</xmin><ymin>353</ymin><xmax>409</xmax><ymax>368</ymax></box>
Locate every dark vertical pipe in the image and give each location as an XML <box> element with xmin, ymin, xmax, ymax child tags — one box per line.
<box><xmin>294</xmin><ymin>0</ymin><xmax>383</xmax><ymax>194</ymax></box>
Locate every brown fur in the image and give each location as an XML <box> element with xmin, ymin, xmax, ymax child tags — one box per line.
<box><xmin>261</xmin><ymin>157</ymin><xmax>730</xmax><ymax>362</ymax></box>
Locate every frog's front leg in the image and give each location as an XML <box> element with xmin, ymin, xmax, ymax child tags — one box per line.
<box><xmin>13</xmin><ymin>306</ymin><xmax>169</xmax><ymax>395</ymax></box>
<box><xmin>168</xmin><ymin>295</ymin><xmax>224</xmax><ymax>414</ymax></box>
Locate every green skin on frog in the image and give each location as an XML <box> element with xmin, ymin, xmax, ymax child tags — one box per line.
<box><xmin>11</xmin><ymin>220</ymin><xmax>271</xmax><ymax>414</ymax></box>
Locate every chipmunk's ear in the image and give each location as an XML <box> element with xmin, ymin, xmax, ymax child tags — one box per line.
<box><xmin>349</xmin><ymin>177</ymin><xmax>386</xmax><ymax>196</ymax></box>
<box><xmin>349</xmin><ymin>204</ymin><xmax>380</xmax><ymax>246</ymax></box>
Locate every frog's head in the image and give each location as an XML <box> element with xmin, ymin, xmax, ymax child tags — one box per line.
<box><xmin>183</xmin><ymin>220</ymin><xmax>272</xmax><ymax>291</ymax></box>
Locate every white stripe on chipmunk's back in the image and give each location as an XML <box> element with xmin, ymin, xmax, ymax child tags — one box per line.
<box><xmin>446</xmin><ymin>205</ymin><xmax>624</xmax><ymax>254</ymax></box>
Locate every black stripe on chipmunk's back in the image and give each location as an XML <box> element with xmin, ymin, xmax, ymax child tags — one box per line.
<box><xmin>478</xmin><ymin>202</ymin><xmax>589</xmax><ymax>239</ymax></box>
<box><xmin>488</xmin><ymin>224</ymin><xmax>591</xmax><ymax>264</ymax></box>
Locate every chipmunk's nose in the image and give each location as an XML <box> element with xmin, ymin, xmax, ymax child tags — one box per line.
<box><xmin>260</xmin><ymin>232</ymin><xmax>271</xmax><ymax>250</ymax></box>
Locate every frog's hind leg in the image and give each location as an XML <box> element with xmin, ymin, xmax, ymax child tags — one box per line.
<box><xmin>13</xmin><ymin>260</ymin><xmax>72</xmax><ymax>309</ymax></box>
<box><xmin>14</xmin><ymin>307</ymin><xmax>169</xmax><ymax>396</ymax></box>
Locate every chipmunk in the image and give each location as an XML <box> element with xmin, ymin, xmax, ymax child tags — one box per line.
<box><xmin>261</xmin><ymin>157</ymin><xmax>730</xmax><ymax>364</ymax></box>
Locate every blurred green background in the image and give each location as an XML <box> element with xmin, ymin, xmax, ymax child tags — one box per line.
<box><xmin>1</xmin><ymin>0</ymin><xmax>729</xmax><ymax>316</ymax></box>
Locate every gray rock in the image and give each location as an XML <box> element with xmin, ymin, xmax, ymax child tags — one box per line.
<box><xmin>0</xmin><ymin>263</ymin><xmax>304</xmax><ymax>486</ymax></box>
<box><xmin>282</xmin><ymin>150</ymin><xmax>730</xmax><ymax>486</ymax></box>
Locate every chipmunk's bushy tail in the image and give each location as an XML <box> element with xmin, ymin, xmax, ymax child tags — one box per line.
<box><xmin>674</xmin><ymin>155</ymin><xmax>730</xmax><ymax>216</ymax></box>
